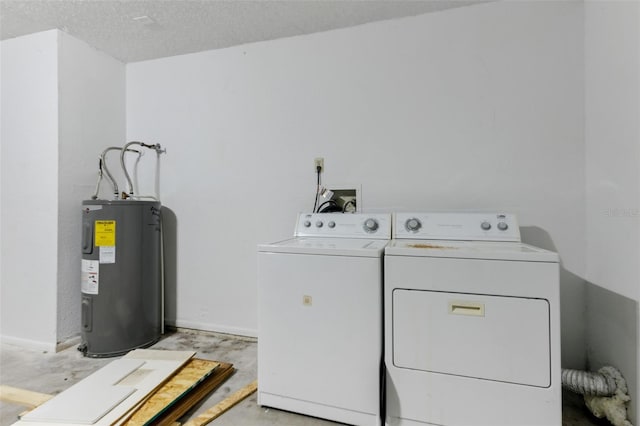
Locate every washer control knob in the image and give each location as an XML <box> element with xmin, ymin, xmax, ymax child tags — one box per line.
<box><xmin>363</xmin><ymin>218</ymin><xmax>379</xmax><ymax>233</ymax></box>
<box><xmin>303</xmin><ymin>220</ymin><xmax>311</xmax><ymax>227</ymax></box>
<box><xmin>316</xmin><ymin>221</ymin><xmax>323</xmax><ymax>228</ymax></box>
<box><xmin>481</xmin><ymin>221</ymin><xmax>492</xmax><ymax>231</ymax></box>
<box><xmin>497</xmin><ymin>222</ymin><xmax>509</xmax><ymax>231</ymax></box>
<box><xmin>328</xmin><ymin>221</ymin><xmax>336</xmax><ymax>228</ymax></box>
<box><xmin>405</xmin><ymin>218</ymin><xmax>422</xmax><ymax>232</ymax></box>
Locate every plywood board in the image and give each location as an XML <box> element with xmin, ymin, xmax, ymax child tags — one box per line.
<box><xmin>122</xmin><ymin>359</ymin><xmax>220</xmax><ymax>426</ymax></box>
<box><xmin>155</xmin><ymin>362</ymin><xmax>235</xmax><ymax>426</ymax></box>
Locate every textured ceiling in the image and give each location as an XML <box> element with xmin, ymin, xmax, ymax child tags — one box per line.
<box><xmin>0</xmin><ymin>0</ymin><xmax>488</xmax><ymax>63</ymax></box>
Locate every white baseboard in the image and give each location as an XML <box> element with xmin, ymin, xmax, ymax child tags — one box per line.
<box><xmin>167</xmin><ymin>319</ymin><xmax>258</xmax><ymax>338</ymax></box>
<box><xmin>0</xmin><ymin>334</ymin><xmax>57</xmax><ymax>352</ymax></box>
<box><xmin>56</xmin><ymin>335</ymin><xmax>81</xmax><ymax>352</ymax></box>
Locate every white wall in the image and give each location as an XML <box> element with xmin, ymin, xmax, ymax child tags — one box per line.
<box><xmin>0</xmin><ymin>30</ymin><xmax>125</xmax><ymax>349</ymax></box>
<box><xmin>56</xmin><ymin>32</ymin><xmax>126</xmax><ymax>343</ymax></box>
<box><xmin>585</xmin><ymin>0</ymin><xmax>639</xmax><ymax>422</ymax></box>
<box><xmin>127</xmin><ymin>0</ymin><xmax>587</xmax><ymax>366</ymax></box>
<box><xmin>1</xmin><ymin>30</ymin><xmax>60</xmax><ymax>350</ymax></box>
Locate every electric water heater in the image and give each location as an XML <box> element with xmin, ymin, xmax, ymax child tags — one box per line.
<box><xmin>80</xmin><ymin>199</ymin><xmax>162</xmax><ymax>357</ymax></box>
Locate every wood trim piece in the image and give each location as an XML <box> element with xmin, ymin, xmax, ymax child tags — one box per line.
<box><xmin>182</xmin><ymin>380</ymin><xmax>257</xmax><ymax>426</ymax></box>
<box><xmin>0</xmin><ymin>385</ymin><xmax>53</xmax><ymax>408</ymax></box>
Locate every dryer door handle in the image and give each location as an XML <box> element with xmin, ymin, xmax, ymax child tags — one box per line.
<box><xmin>449</xmin><ymin>301</ymin><xmax>485</xmax><ymax>317</ymax></box>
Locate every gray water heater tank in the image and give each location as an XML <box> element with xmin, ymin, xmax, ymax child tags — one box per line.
<box><xmin>80</xmin><ymin>200</ymin><xmax>162</xmax><ymax>357</ymax></box>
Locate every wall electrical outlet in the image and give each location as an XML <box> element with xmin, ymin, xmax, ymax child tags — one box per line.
<box><xmin>314</xmin><ymin>157</ymin><xmax>324</xmax><ymax>172</ymax></box>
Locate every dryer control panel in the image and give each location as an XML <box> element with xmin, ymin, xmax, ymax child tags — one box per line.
<box><xmin>393</xmin><ymin>212</ymin><xmax>520</xmax><ymax>242</ymax></box>
<box><xmin>295</xmin><ymin>212</ymin><xmax>391</xmax><ymax>239</ymax></box>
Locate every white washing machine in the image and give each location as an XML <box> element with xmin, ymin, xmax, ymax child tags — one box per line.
<box><xmin>384</xmin><ymin>212</ymin><xmax>561</xmax><ymax>426</ymax></box>
<box><xmin>258</xmin><ymin>212</ymin><xmax>391</xmax><ymax>426</ymax></box>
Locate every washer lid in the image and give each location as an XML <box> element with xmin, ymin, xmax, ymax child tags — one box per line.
<box><xmin>258</xmin><ymin>237</ymin><xmax>389</xmax><ymax>257</ymax></box>
<box><xmin>385</xmin><ymin>240</ymin><xmax>558</xmax><ymax>262</ymax></box>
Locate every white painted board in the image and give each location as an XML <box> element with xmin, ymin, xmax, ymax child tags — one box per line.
<box><xmin>18</xmin><ymin>350</ymin><xmax>195</xmax><ymax>426</ymax></box>
<box><xmin>20</xmin><ymin>359</ymin><xmax>142</xmax><ymax>424</ymax></box>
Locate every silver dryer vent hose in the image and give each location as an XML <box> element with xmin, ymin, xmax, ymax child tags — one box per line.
<box><xmin>562</xmin><ymin>368</ymin><xmax>618</xmax><ymax>396</ymax></box>
<box><xmin>562</xmin><ymin>366</ymin><xmax>633</xmax><ymax>426</ymax></box>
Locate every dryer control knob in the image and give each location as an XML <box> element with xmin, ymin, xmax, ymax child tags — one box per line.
<box><xmin>304</xmin><ymin>220</ymin><xmax>311</xmax><ymax>227</ymax></box>
<box><xmin>328</xmin><ymin>221</ymin><xmax>336</xmax><ymax>228</ymax></box>
<box><xmin>497</xmin><ymin>222</ymin><xmax>509</xmax><ymax>231</ymax></box>
<box><xmin>481</xmin><ymin>221</ymin><xmax>492</xmax><ymax>231</ymax></box>
<box><xmin>363</xmin><ymin>218</ymin><xmax>379</xmax><ymax>232</ymax></box>
<box><xmin>405</xmin><ymin>218</ymin><xmax>422</xmax><ymax>232</ymax></box>
<box><xmin>316</xmin><ymin>221</ymin><xmax>323</xmax><ymax>228</ymax></box>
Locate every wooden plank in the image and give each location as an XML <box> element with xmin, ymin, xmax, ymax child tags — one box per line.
<box><xmin>182</xmin><ymin>380</ymin><xmax>257</xmax><ymax>426</ymax></box>
<box><xmin>121</xmin><ymin>359</ymin><xmax>220</xmax><ymax>426</ymax></box>
<box><xmin>155</xmin><ymin>362</ymin><xmax>235</xmax><ymax>426</ymax></box>
<box><xmin>0</xmin><ymin>385</ymin><xmax>53</xmax><ymax>408</ymax></box>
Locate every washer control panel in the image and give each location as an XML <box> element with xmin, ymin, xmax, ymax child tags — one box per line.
<box><xmin>394</xmin><ymin>212</ymin><xmax>520</xmax><ymax>242</ymax></box>
<box><xmin>295</xmin><ymin>212</ymin><xmax>391</xmax><ymax>239</ymax></box>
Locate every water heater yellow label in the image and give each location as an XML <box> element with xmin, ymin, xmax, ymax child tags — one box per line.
<box><xmin>95</xmin><ymin>220</ymin><xmax>116</xmax><ymax>246</ymax></box>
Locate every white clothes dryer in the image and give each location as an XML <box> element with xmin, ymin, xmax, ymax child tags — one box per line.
<box><xmin>258</xmin><ymin>212</ymin><xmax>391</xmax><ymax>426</ymax></box>
<box><xmin>384</xmin><ymin>212</ymin><xmax>561</xmax><ymax>426</ymax></box>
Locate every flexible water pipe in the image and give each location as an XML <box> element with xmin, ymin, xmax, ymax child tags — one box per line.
<box><xmin>120</xmin><ymin>141</ymin><xmax>165</xmax><ymax>198</ymax></box>
<box><xmin>91</xmin><ymin>146</ymin><xmax>139</xmax><ymax>200</ymax></box>
<box><xmin>90</xmin><ymin>157</ymin><xmax>103</xmax><ymax>200</ymax></box>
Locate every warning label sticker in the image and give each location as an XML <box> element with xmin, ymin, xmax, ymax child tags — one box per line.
<box><xmin>99</xmin><ymin>246</ymin><xmax>116</xmax><ymax>264</ymax></box>
<box><xmin>95</xmin><ymin>220</ymin><xmax>116</xmax><ymax>247</ymax></box>
<box><xmin>81</xmin><ymin>259</ymin><xmax>99</xmax><ymax>294</ymax></box>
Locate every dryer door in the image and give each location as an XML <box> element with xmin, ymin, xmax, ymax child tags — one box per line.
<box><xmin>392</xmin><ymin>289</ymin><xmax>551</xmax><ymax>387</ymax></box>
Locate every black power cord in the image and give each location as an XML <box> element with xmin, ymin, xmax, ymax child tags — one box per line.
<box><xmin>316</xmin><ymin>200</ymin><xmax>341</xmax><ymax>213</ymax></box>
<box><xmin>312</xmin><ymin>165</ymin><xmax>321</xmax><ymax>213</ymax></box>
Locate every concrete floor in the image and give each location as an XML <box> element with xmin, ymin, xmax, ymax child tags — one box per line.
<box><xmin>0</xmin><ymin>329</ymin><xmax>611</xmax><ymax>426</ymax></box>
